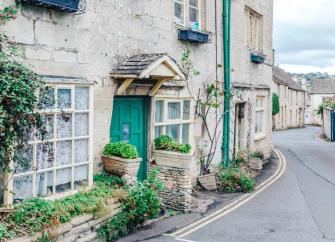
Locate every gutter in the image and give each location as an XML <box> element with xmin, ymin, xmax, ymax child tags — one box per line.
<box><xmin>222</xmin><ymin>0</ymin><xmax>231</xmax><ymax>165</ymax></box>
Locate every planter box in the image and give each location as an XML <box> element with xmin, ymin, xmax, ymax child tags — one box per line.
<box><xmin>21</xmin><ymin>0</ymin><xmax>80</xmax><ymax>13</ymax></box>
<box><xmin>250</xmin><ymin>52</ymin><xmax>266</xmax><ymax>64</ymax></box>
<box><xmin>102</xmin><ymin>155</ymin><xmax>141</xmax><ymax>184</ymax></box>
<box><xmin>248</xmin><ymin>157</ymin><xmax>263</xmax><ymax>170</ymax></box>
<box><xmin>178</xmin><ymin>28</ymin><xmax>210</xmax><ymax>43</ymax></box>
<box><xmin>153</xmin><ymin>150</ymin><xmax>193</xmax><ymax>169</ymax></box>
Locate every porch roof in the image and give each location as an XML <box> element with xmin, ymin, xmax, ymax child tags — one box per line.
<box><xmin>110</xmin><ymin>53</ymin><xmax>186</xmax><ymax>96</ymax></box>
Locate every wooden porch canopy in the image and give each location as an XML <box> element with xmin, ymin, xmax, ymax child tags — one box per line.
<box><xmin>110</xmin><ymin>53</ymin><xmax>186</xmax><ymax>96</ymax></box>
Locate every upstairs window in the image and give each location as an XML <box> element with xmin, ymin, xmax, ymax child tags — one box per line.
<box><xmin>245</xmin><ymin>7</ymin><xmax>263</xmax><ymax>52</ymax></box>
<box><xmin>174</xmin><ymin>0</ymin><xmax>202</xmax><ymax>30</ymax></box>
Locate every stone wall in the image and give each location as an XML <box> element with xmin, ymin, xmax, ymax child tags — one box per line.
<box><xmin>156</xmin><ymin>165</ymin><xmax>192</xmax><ymax>212</ymax></box>
<box><xmin>9</xmin><ymin>199</ymin><xmax>121</xmax><ymax>242</ymax></box>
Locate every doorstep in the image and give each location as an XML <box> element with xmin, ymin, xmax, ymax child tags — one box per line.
<box><xmin>117</xmin><ymin>152</ymin><xmax>280</xmax><ymax>242</ymax></box>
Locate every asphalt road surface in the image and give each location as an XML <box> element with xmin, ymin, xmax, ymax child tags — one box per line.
<box><xmin>148</xmin><ymin>126</ymin><xmax>335</xmax><ymax>242</ymax></box>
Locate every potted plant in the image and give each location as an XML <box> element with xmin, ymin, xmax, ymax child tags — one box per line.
<box><xmin>152</xmin><ymin>135</ymin><xmax>193</xmax><ymax>169</ymax></box>
<box><xmin>248</xmin><ymin>151</ymin><xmax>264</xmax><ymax>170</ymax></box>
<box><xmin>101</xmin><ymin>142</ymin><xmax>142</xmax><ymax>184</ymax></box>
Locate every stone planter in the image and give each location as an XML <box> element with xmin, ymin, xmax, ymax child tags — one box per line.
<box><xmin>101</xmin><ymin>155</ymin><xmax>142</xmax><ymax>185</ymax></box>
<box><xmin>198</xmin><ymin>174</ymin><xmax>217</xmax><ymax>191</ymax></box>
<box><xmin>153</xmin><ymin>150</ymin><xmax>193</xmax><ymax>169</ymax></box>
<box><xmin>248</xmin><ymin>157</ymin><xmax>263</xmax><ymax>170</ymax></box>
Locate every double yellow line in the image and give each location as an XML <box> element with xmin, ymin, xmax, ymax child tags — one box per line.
<box><xmin>164</xmin><ymin>148</ymin><xmax>287</xmax><ymax>239</ymax></box>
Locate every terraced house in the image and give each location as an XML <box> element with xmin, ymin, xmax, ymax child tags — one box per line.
<box><xmin>0</xmin><ymin>0</ymin><xmax>274</xmax><ymax>206</ymax></box>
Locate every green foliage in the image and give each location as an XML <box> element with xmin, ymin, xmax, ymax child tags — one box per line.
<box><xmin>98</xmin><ymin>168</ymin><xmax>164</xmax><ymax>242</ymax></box>
<box><xmin>0</xmin><ymin>174</ymin><xmax>123</xmax><ymax>240</ymax></box>
<box><xmin>272</xmin><ymin>93</ymin><xmax>280</xmax><ymax>115</ymax></box>
<box><xmin>0</xmin><ymin>5</ymin><xmax>46</xmax><ymax>173</ymax></box>
<box><xmin>249</xmin><ymin>151</ymin><xmax>263</xmax><ymax>159</ymax></box>
<box><xmin>317</xmin><ymin>101</ymin><xmax>335</xmax><ymax>115</ymax></box>
<box><xmin>232</xmin><ymin>151</ymin><xmax>248</xmax><ymax>167</ymax></box>
<box><xmin>154</xmin><ymin>135</ymin><xmax>192</xmax><ymax>154</ymax></box>
<box><xmin>103</xmin><ymin>142</ymin><xmax>138</xmax><ymax>159</ymax></box>
<box><xmin>217</xmin><ymin>166</ymin><xmax>255</xmax><ymax>193</ymax></box>
<box><xmin>93</xmin><ymin>173</ymin><xmax>125</xmax><ymax>187</ymax></box>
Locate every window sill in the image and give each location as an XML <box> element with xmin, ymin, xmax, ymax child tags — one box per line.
<box><xmin>254</xmin><ymin>132</ymin><xmax>266</xmax><ymax>141</ymax></box>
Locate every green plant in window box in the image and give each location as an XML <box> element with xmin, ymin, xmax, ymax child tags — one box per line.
<box><xmin>153</xmin><ymin>135</ymin><xmax>193</xmax><ymax>169</ymax></box>
<box><xmin>103</xmin><ymin>142</ymin><xmax>138</xmax><ymax>159</ymax></box>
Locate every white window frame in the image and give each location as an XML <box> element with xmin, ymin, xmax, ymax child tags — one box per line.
<box><xmin>153</xmin><ymin>97</ymin><xmax>193</xmax><ymax>145</ymax></box>
<box><xmin>245</xmin><ymin>7</ymin><xmax>263</xmax><ymax>52</ymax></box>
<box><xmin>174</xmin><ymin>0</ymin><xmax>202</xmax><ymax>30</ymax></box>
<box><xmin>174</xmin><ymin>0</ymin><xmax>185</xmax><ymax>26</ymax></box>
<box><xmin>5</xmin><ymin>83</ymin><xmax>94</xmax><ymax>205</ymax></box>
<box><xmin>255</xmin><ymin>96</ymin><xmax>265</xmax><ymax>139</ymax></box>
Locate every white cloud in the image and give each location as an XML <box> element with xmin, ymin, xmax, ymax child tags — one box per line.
<box><xmin>274</xmin><ymin>0</ymin><xmax>335</xmax><ymax>74</ymax></box>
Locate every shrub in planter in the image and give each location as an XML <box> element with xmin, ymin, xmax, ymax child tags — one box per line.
<box><xmin>153</xmin><ymin>135</ymin><xmax>192</xmax><ymax>169</ymax></box>
<box><xmin>102</xmin><ymin>142</ymin><xmax>141</xmax><ymax>184</ymax></box>
<box><xmin>248</xmin><ymin>151</ymin><xmax>263</xmax><ymax>170</ymax></box>
<box><xmin>103</xmin><ymin>142</ymin><xmax>138</xmax><ymax>159</ymax></box>
<box><xmin>216</xmin><ymin>166</ymin><xmax>255</xmax><ymax>193</ymax></box>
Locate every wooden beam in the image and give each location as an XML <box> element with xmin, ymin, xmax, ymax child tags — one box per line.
<box><xmin>117</xmin><ymin>79</ymin><xmax>134</xmax><ymax>95</ymax></box>
<box><xmin>149</xmin><ymin>79</ymin><xmax>168</xmax><ymax>96</ymax></box>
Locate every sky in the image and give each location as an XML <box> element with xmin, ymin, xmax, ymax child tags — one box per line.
<box><xmin>273</xmin><ymin>0</ymin><xmax>335</xmax><ymax>74</ymax></box>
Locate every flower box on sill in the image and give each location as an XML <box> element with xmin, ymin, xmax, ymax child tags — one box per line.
<box><xmin>250</xmin><ymin>52</ymin><xmax>266</xmax><ymax>64</ymax></box>
<box><xmin>21</xmin><ymin>0</ymin><xmax>80</xmax><ymax>13</ymax></box>
<box><xmin>178</xmin><ymin>28</ymin><xmax>210</xmax><ymax>43</ymax></box>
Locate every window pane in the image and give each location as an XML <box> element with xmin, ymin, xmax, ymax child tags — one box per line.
<box><xmin>183</xmin><ymin>100</ymin><xmax>191</xmax><ymax>120</ymax></box>
<box><xmin>15</xmin><ymin>144</ymin><xmax>33</xmax><ymax>174</ymax></box>
<box><xmin>39</xmin><ymin>87</ymin><xmax>55</xmax><ymax>110</ymax></box>
<box><xmin>75</xmin><ymin>113</ymin><xmax>89</xmax><ymax>137</ymax></box>
<box><xmin>166</xmin><ymin>124</ymin><xmax>180</xmax><ymax>142</ymax></box>
<box><xmin>174</xmin><ymin>2</ymin><xmax>184</xmax><ymax>24</ymax></box>
<box><xmin>36</xmin><ymin>171</ymin><xmax>53</xmax><ymax>197</ymax></box>
<box><xmin>168</xmin><ymin>102</ymin><xmax>181</xmax><ymax>120</ymax></box>
<box><xmin>56</xmin><ymin>168</ymin><xmax>72</xmax><ymax>193</ymax></box>
<box><xmin>13</xmin><ymin>176</ymin><xmax>33</xmax><ymax>203</ymax></box>
<box><xmin>182</xmin><ymin>124</ymin><xmax>190</xmax><ymax>144</ymax></box>
<box><xmin>74</xmin><ymin>165</ymin><xmax>88</xmax><ymax>189</ymax></box>
<box><xmin>75</xmin><ymin>139</ymin><xmax>89</xmax><ymax>163</ymax></box>
<box><xmin>56</xmin><ymin>140</ymin><xmax>72</xmax><ymax>166</ymax></box>
<box><xmin>155</xmin><ymin>126</ymin><xmax>164</xmax><ymax>139</ymax></box>
<box><xmin>57</xmin><ymin>88</ymin><xmax>71</xmax><ymax>109</ymax></box>
<box><xmin>57</xmin><ymin>113</ymin><xmax>72</xmax><ymax>138</ymax></box>
<box><xmin>38</xmin><ymin>114</ymin><xmax>54</xmax><ymax>140</ymax></box>
<box><xmin>155</xmin><ymin>100</ymin><xmax>164</xmax><ymax>123</ymax></box>
<box><xmin>190</xmin><ymin>0</ymin><xmax>198</xmax><ymax>7</ymax></box>
<box><xmin>189</xmin><ymin>8</ymin><xmax>199</xmax><ymax>27</ymax></box>
<box><xmin>75</xmin><ymin>87</ymin><xmax>89</xmax><ymax>110</ymax></box>
<box><xmin>37</xmin><ymin>142</ymin><xmax>54</xmax><ymax>170</ymax></box>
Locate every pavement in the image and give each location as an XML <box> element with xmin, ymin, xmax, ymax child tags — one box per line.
<box><xmin>122</xmin><ymin>126</ymin><xmax>335</xmax><ymax>242</ymax></box>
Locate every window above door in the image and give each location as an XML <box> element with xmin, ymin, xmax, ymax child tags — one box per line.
<box><xmin>174</xmin><ymin>0</ymin><xmax>202</xmax><ymax>30</ymax></box>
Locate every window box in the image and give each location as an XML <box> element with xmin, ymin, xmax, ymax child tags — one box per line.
<box><xmin>153</xmin><ymin>150</ymin><xmax>193</xmax><ymax>169</ymax></box>
<box><xmin>178</xmin><ymin>28</ymin><xmax>210</xmax><ymax>43</ymax></box>
<box><xmin>102</xmin><ymin>155</ymin><xmax>142</xmax><ymax>185</ymax></box>
<box><xmin>250</xmin><ymin>52</ymin><xmax>266</xmax><ymax>64</ymax></box>
<box><xmin>21</xmin><ymin>0</ymin><xmax>80</xmax><ymax>13</ymax></box>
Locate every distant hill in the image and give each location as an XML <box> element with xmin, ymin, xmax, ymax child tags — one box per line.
<box><xmin>288</xmin><ymin>72</ymin><xmax>335</xmax><ymax>93</ymax></box>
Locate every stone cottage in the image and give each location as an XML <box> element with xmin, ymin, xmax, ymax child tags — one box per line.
<box><xmin>273</xmin><ymin>66</ymin><xmax>305</xmax><ymax>130</ymax></box>
<box><xmin>0</xmin><ymin>0</ymin><xmax>274</xmax><ymax>206</ymax></box>
<box><xmin>310</xmin><ymin>79</ymin><xmax>335</xmax><ymax>125</ymax></box>
<box><xmin>229</xmin><ymin>0</ymin><xmax>274</xmax><ymax>160</ymax></box>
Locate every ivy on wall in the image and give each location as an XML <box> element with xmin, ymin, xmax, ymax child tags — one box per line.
<box><xmin>0</xmin><ymin>5</ymin><xmax>46</xmax><ymax>185</ymax></box>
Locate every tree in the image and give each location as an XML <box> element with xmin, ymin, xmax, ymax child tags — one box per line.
<box><xmin>272</xmin><ymin>93</ymin><xmax>280</xmax><ymax>116</ymax></box>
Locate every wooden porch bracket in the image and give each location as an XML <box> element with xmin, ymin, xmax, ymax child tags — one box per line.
<box><xmin>117</xmin><ymin>78</ymin><xmax>134</xmax><ymax>95</ymax></box>
<box><xmin>149</xmin><ymin>78</ymin><xmax>168</xmax><ymax>96</ymax></box>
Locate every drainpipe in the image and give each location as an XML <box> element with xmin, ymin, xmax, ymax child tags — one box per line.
<box><xmin>222</xmin><ymin>0</ymin><xmax>231</xmax><ymax>166</ymax></box>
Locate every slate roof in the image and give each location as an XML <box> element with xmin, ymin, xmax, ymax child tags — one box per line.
<box><xmin>273</xmin><ymin>66</ymin><xmax>305</xmax><ymax>92</ymax></box>
<box><xmin>111</xmin><ymin>53</ymin><xmax>185</xmax><ymax>78</ymax></box>
<box><xmin>311</xmin><ymin>79</ymin><xmax>335</xmax><ymax>94</ymax></box>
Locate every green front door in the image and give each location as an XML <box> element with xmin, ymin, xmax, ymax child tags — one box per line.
<box><xmin>110</xmin><ymin>96</ymin><xmax>147</xmax><ymax>181</ymax></box>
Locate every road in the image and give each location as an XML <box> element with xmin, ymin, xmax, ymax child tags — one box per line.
<box><xmin>149</xmin><ymin>127</ymin><xmax>335</xmax><ymax>242</ymax></box>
